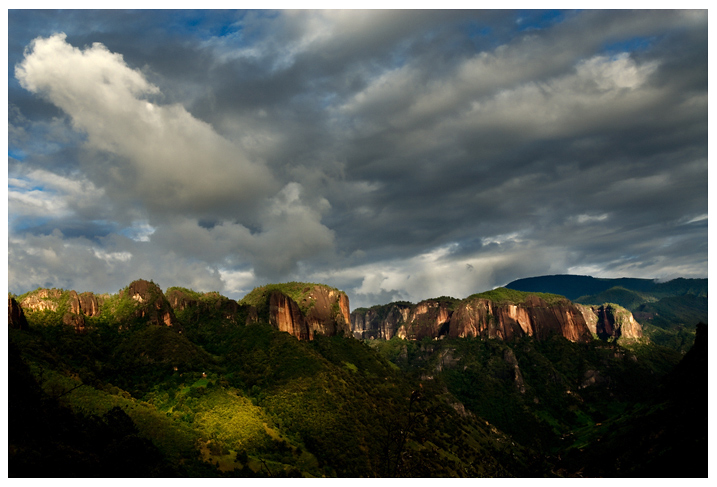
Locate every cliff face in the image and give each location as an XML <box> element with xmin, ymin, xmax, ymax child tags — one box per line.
<box><xmin>20</xmin><ymin>289</ymin><xmax>62</xmax><ymax>312</ymax></box>
<box><xmin>351</xmin><ymin>303</ymin><xmax>411</xmax><ymax>340</ymax></box>
<box><xmin>269</xmin><ymin>291</ymin><xmax>311</xmax><ymax>340</ymax></box>
<box><xmin>18</xmin><ymin>288</ymin><xmax>89</xmax><ymax>332</ymax></box>
<box><xmin>351</xmin><ymin>290</ymin><xmax>594</xmax><ymax>343</ymax></box>
<box><xmin>8</xmin><ymin>297</ymin><xmax>29</xmax><ymax>330</ymax></box>
<box><xmin>243</xmin><ymin>283</ymin><xmax>351</xmax><ymax>341</ymax></box>
<box><xmin>577</xmin><ymin>304</ymin><xmax>643</xmax><ymax>341</ymax></box>
<box><xmin>351</xmin><ymin>300</ymin><xmax>453</xmax><ymax>340</ymax></box>
<box><xmin>121</xmin><ymin>279</ymin><xmax>177</xmax><ymax>328</ymax></box>
<box><xmin>68</xmin><ymin>291</ymin><xmax>102</xmax><ymax>317</ymax></box>
<box><xmin>303</xmin><ymin>287</ymin><xmax>351</xmax><ymax>338</ymax></box>
<box><xmin>449</xmin><ymin>295</ymin><xmax>593</xmax><ymax>343</ymax></box>
<box><xmin>403</xmin><ymin>300</ymin><xmax>453</xmax><ymax>340</ymax></box>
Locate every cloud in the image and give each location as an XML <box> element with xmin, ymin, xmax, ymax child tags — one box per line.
<box><xmin>9</xmin><ymin>230</ymin><xmax>227</xmax><ymax>296</ymax></box>
<box><xmin>15</xmin><ymin>33</ymin><xmax>276</xmax><ymax>219</ymax></box>
<box><xmin>13</xmin><ymin>32</ymin><xmax>338</xmax><ymax>286</ymax></box>
<box><xmin>151</xmin><ymin>182</ymin><xmax>335</xmax><ymax>279</ymax></box>
<box><xmin>7</xmin><ymin>11</ymin><xmax>707</xmax><ymax>307</ymax></box>
<box><xmin>8</xmin><ymin>166</ymin><xmax>107</xmax><ymax>230</ymax></box>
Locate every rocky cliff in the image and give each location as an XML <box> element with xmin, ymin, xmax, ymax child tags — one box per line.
<box><xmin>351</xmin><ymin>302</ymin><xmax>412</xmax><ymax>340</ymax></box>
<box><xmin>241</xmin><ymin>283</ymin><xmax>351</xmax><ymax>340</ymax></box>
<box><xmin>120</xmin><ymin>279</ymin><xmax>178</xmax><ymax>328</ymax></box>
<box><xmin>18</xmin><ymin>288</ymin><xmax>90</xmax><ymax>332</ymax></box>
<box><xmin>19</xmin><ymin>288</ymin><xmax>62</xmax><ymax>312</ymax></box>
<box><xmin>15</xmin><ymin>281</ymin><xmax>181</xmax><ymax>332</ymax></box>
<box><xmin>269</xmin><ymin>291</ymin><xmax>311</xmax><ymax>340</ymax></box>
<box><xmin>351</xmin><ymin>289</ymin><xmax>594</xmax><ymax>343</ymax></box>
<box><xmin>449</xmin><ymin>294</ymin><xmax>592</xmax><ymax>343</ymax></box>
<box><xmin>577</xmin><ymin>303</ymin><xmax>643</xmax><ymax>341</ymax></box>
<box><xmin>8</xmin><ymin>297</ymin><xmax>29</xmax><ymax>330</ymax></box>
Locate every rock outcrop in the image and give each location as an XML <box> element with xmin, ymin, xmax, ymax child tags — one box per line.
<box><xmin>8</xmin><ymin>297</ymin><xmax>29</xmax><ymax>330</ymax></box>
<box><xmin>67</xmin><ymin>290</ymin><xmax>102</xmax><ymax>318</ymax></box>
<box><xmin>303</xmin><ymin>286</ymin><xmax>351</xmax><ymax>338</ymax></box>
<box><xmin>120</xmin><ymin>279</ymin><xmax>177</xmax><ymax>328</ymax></box>
<box><xmin>351</xmin><ymin>303</ymin><xmax>412</xmax><ymax>340</ymax></box>
<box><xmin>243</xmin><ymin>283</ymin><xmax>351</xmax><ymax>340</ymax></box>
<box><xmin>20</xmin><ymin>289</ymin><xmax>62</xmax><ymax>312</ymax></box>
<box><xmin>577</xmin><ymin>303</ymin><xmax>643</xmax><ymax>341</ymax></box>
<box><xmin>17</xmin><ymin>288</ymin><xmax>100</xmax><ymax>332</ymax></box>
<box><xmin>448</xmin><ymin>295</ymin><xmax>592</xmax><ymax>343</ymax></box>
<box><xmin>351</xmin><ymin>290</ymin><xmax>594</xmax><ymax>343</ymax></box>
<box><xmin>351</xmin><ymin>299</ymin><xmax>453</xmax><ymax>340</ymax></box>
<box><xmin>403</xmin><ymin>300</ymin><xmax>453</xmax><ymax>340</ymax></box>
<box><xmin>269</xmin><ymin>291</ymin><xmax>311</xmax><ymax>340</ymax></box>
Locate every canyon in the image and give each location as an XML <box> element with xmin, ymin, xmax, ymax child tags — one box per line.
<box><xmin>12</xmin><ymin>280</ymin><xmax>643</xmax><ymax>344</ymax></box>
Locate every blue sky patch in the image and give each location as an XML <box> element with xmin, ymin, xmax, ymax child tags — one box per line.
<box><xmin>602</xmin><ymin>36</ymin><xmax>657</xmax><ymax>56</ymax></box>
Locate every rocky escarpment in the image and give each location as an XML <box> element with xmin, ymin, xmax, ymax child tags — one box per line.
<box><xmin>120</xmin><ymin>279</ymin><xmax>178</xmax><ymax>328</ymax></box>
<box><xmin>352</xmin><ymin>298</ymin><xmax>455</xmax><ymax>340</ymax></box>
<box><xmin>18</xmin><ymin>288</ymin><xmax>91</xmax><ymax>332</ymax></box>
<box><xmin>351</xmin><ymin>289</ymin><xmax>594</xmax><ymax>343</ymax></box>
<box><xmin>68</xmin><ymin>291</ymin><xmax>103</xmax><ymax>317</ymax></box>
<box><xmin>8</xmin><ymin>297</ymin><xmax>29</xmax><ymax>330</ymax></box>
<box><xmin>63</xmin><ymin>291</ymin><xmax>104</xmax><ymax>332</ymax></box>
<box><xmin>242</xmin><ymin>283</ymin><xmax>351</xmax><ymax>341</ymax></box>
<box><xmin>20</xmin><ymin>288</ymin><xmax>62</xmax><ymax>312</ymax></box>
<box><xmin>450</xmin><ymin>294</ymin><xmax>593</xmax><ymax>343</ymax></box>
<box><xmin>577</xmin><ymin>303</ymin><xmax>643</xmax><ymax>341</ymax></box>
<box><xmin>351</xmin><ymin>302</ymin><xmax>412</xmax><ymax>340</ymax></box>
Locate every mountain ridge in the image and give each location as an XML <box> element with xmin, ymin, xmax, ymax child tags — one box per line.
<box><xmin>8</xmin><ymin>274</ymin><xmax>706</xmax><ymax>477</ymax></box>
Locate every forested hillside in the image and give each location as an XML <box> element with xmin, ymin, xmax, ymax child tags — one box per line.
<box><xmin>8</xmin><ymin>279</ymin><xmax>708</xmax><ymax>477</ymax></box>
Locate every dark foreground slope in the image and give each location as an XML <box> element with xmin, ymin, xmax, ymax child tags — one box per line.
<box><xmin>9</xmin><ymin>279</ymin><xmax>707</xmax><ymax>477</ymax></box>
<box><xmin>558</xmin><ymin>323</ymin><xmax>708</xmax><ymax>477</ymax></box>
<box><xmin>9</xmin><ymin>283</ymin><xmax>534</xmax><ymax>477</ymax></box>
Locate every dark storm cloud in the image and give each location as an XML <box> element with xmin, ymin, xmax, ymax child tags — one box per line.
<box><xmin>7</xmin><ymin>9</ymin><xmax>707</xmax><ymax>308</ymax></box>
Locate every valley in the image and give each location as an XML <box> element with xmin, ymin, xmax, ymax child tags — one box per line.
<box><xmin>8</xmin><ymin>276</ymin><xmax>708</xmax><ymax>477</ymax></box>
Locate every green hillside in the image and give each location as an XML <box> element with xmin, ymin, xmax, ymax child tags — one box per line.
<box><xmin>575</xmin><ymin>286</ymin><xmax>657</xmax><ymax>310</ymax></box>
<box><xmin>9</xmin><ymin>279</ymin><xmax>707</xmax><ymax>477</ymax></box>
<box><xmin>10</xmin><ymin>301</ymin><xmax>527</xmax><ymax>477</ymax></box>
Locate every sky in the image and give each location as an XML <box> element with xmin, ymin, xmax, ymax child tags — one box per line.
<box><xmin>6</xmin><ymin>9</ymin><xmax>709</xmax><ymax>309</ymax></box>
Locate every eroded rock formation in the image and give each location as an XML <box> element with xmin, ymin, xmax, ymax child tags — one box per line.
<box><xmin>351</xmin><ymin>303</ymin><xmax>411</xmax><ymax>340</ymax></box>
<box><xmin>269</xmin><ymin>291</ymin><xmax>310</xmax><ymax>341</ymax></box>
<box><xmin>121</xmin><ymin>279</ymin><xmax>177</xmax><ymax>328</ymax></box>
<box><xmin>20</xmin><ymin>289</ymin><xmax>62</xmax><ymax>312</ymax></box>
<box><xmin>449</xmin><ymin>295</ymin><xmax>592</xmax><ymax>343</ymax></box>
<box><xmin>351</xmin><ymin>291</ymin><xmax>594</xmax><ymax>343</ymax></box>
<box><xmin>8</xmin><ymin>297</ymin><xmax>29</xmax><ymax>330</ymax></box>
<box><xmin>403</xmin><ymin>300</ymin><xmax>453</xmax><ymax>340</ymax></box>
<box><xmin>260</xmin><ymin>285</ymin><xmax>351</xmax><ymax>340</ymax></box>
<box><xmin>67</xmin><ymin>290</ymin><xmax>102</xmax><ymax>318</ymax></box>
<box><xmin>577</xmin><ymin>304</ymin><xmax>643</xmax><ymax>341</ymax></box>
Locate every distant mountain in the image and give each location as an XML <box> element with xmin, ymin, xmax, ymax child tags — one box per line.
<box><xmin>505</xmin><ymin>275</ymin><xmax>707</xmax><ymax>302</ymax></box>
<box><xmin>575</xmin><ymin>287</ymin><xmax>657</xmax><ymax>310</ymax></box>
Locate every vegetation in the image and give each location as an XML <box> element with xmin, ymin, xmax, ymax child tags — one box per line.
<box><xmin>575</xmin><ymin>286</ymin><xmax>657</xmax><ymax>310</ymax></box>
<box><xmin>240</xmin><ymin>282</ymin><xmax>342</xmax><ymax>316</ymax></box>
<box><xmin>467</xmin><ymin>287</ymin><xmax>568</xmax><ymax>305</ymax></box>
<box><xmin>9</xmin><ymin>280</ymin><xmax>707</xmax><ymax>477</ymax></box>
<box><xmin>506</xmin><ymin>275</ymin><xmax>707</xmax><ymax>302</ymax></box>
